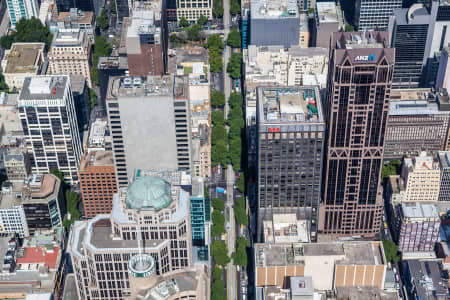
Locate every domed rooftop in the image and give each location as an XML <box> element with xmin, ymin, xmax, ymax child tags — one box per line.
<box><xmin>126</xmin><ymin>176</ymin><xmax>173</xmax><ymax>211</ymax></box>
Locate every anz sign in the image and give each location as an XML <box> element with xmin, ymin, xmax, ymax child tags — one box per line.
<box><xmin>354</xmin><ymin>54</ymin><xmax>376</xmax><ymax>62</ymax></box>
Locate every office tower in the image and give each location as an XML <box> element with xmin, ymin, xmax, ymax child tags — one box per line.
<box><xmin>70</xmin><ymin>74</ymin><xmax>90</xmax><ymax>134</ymax></box>
<box><xmin>319</xmin><ymin>32</ymin><xmax>395</xmax><ymax>237</ymax></box>
<box><xmin>190</xmin><ymin>177</ymin><xmax>209</xmax><ymax>260</ymax></box>
<box><xmin>256</xmin><ymin>86</ymin><xmax>325</xmax><ymax>242</ymax></box>
<box><xmin>48</xmin><ymin>29</ymin><xmax>92</xmax><ymax>88</ymax></box>
<box><xmin>6</xmin><ymin>0</ymin><xmax>38</xmax><ymax>28</ymax></box>
<box><xmin>18</xmin><ymin>75</ymin><xmax>82</xmax><ymax>184</ymax></box>
<box><xmin>401</xmin><ymin>152</ymin><xmax>441</xmax><ymax>202</ymax></box>
<box><xmin>250</xmin><ymin>0</ymin><xmax>300</xmax><ymax>48</ymax></box>
<box><xmin>313</xmin><ymin>2</ymin><xmax>344</xmax><ymax>48</ymax></box>
<box><xmin>355</xmin><ymin>0</ymin><xmax>402</xmax><ymax>31</ymax></box>
<box><xmin>385</xmin><ymin>89</ymin><xmax>450</xmax><ymax>160</ymax></box>
<box><xmin>166</xmin><ymin>0</ymin><xmax>177</xmax><ymax>21</ymax></box>
<box><xmin>106</xmin><ymin>75</ymin><xmax>191</xmax><ymax>187</ymax></box>
<box><xmin>79</xmin><ymin>151</ymin><xmax>117</xmax><ymax>218</ymax></box>
<box><xmin>68</xmin><ymin>174</ymin><xmax>193</xmax><ymax>299</ymax></box>
<box><xmin>436</xmin><ymin>47</ymin><xmax>450</xmax><ymax>90</ymax></box>
<box><xmin>97</xmin><ymin>56</ymin><xmax>128</xmax><ymax>110</ymax></box>
<box><xmin>126</xmin><ymin>5</ymin><xmax>167</xmax><ymax>76</ymax></box>
<box><xmin>21</xmin><ymin>174</ymin><xmax>64</xmax><ymax>235</ymax></box>
<box><xmin>395</xmin><ymin>202</ymin><xmax>440</xmax><ymax>255</ymax></box>
<box><xmin>438</xmin><ymin>151</ymin><xmax>450</xmax><ymax>201</ymax></box>
<box><xmin>389</xmin><ymin>1</ymin><xmax>450</xmax><ymax>89</ymax></box>
<box><xmin>176</xmin><ymin>0</ymin><xmax>212</xmax><ymax>21</ymax></box>
<box><xmin>298</xmin><ymin>0</ymin><xmax>315</xmax><ymax>11</ymax></box>
<box><xmin>1</xmin><ymin>43</ymin><xmax>45</xmax><ymax>91</ymax></box>
<box><xmin>115</xmin><ymin>0</ymin><xmax>130</xmax><ymax>22</ymax></box>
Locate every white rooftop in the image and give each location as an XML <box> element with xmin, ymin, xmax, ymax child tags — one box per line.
<box><xmin>316</xmin><ymin>2</ymin><xmax>339</xmax><ymax>23</ymax></box>
<box><xmin>402</xmin><ymin>202</ymin><xmax>439</xmax><ymax>219</ymax></box>
<box><xmin>28</xmin><ymin>77</ymin><xmax>52</xmax><ymax>94</ymax></box>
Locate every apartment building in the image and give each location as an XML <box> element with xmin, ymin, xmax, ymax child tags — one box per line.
<box><xmin>385</xmin><ymin>88</ymin><xmax>450</xmax><ymax>160</ymax></box>
<box><xmin>320</xmin><ymin>32</ymin><xmax>394</xmax><ymax>237</ymax></box>
<box><xmin>1</xmin><ymin>43</ymin><xmax>45</xmax><ymax>90</ymax></box>
<box><xmin>401</xmin><ymin>152</ymin><xmax>441</xmax><ymax>202</ymax></box>
<box><xmin>18</xmin><ymin>75</ymin><xmax>83</xmax><ymax>184</ymax></box>
<box><xmin>68</xmin><ymin>174</ymin><xmax>193</xmax><ymax>299</ymax></box>
<box><xmin>106</xmin><ymin>75</ymin><xmax>191</xmax><ymax>187</ymax></box>
<box><xmin>0</xmin><ymin>182</ymin><xmax>29</xmax><ymax>237</ymax></box>
<box><xmin>6</xmin><ymin>0</ymin><xmax>38</xmax><ymax>27</ymax></box>
<box><xmin>48</xmin><ymin>29</ymin><xmax>92</xmax><ymax>88</ymax></box>
<box><xmin>79</xmin><ymin>151</ymin><xmax>117</xmax><ymax>218</ymax></box>
<box><xmin>256</xmin><ymin>86</ymin><xmax>325</xmax><ymax>242</ymax></box>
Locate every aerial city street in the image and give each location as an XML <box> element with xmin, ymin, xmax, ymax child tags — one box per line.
<box><xmin>0</xmin><ymin>0</ymin><xmax>449</xmax><ymax>299</ymax></box>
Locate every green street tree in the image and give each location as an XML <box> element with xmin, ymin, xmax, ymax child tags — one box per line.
<box><xmin>91</xmin><ymin>36</ymin><xmax>112</xmax><ymax>85</ymax></box>
<box><xmin>345</xmin><ymin>24</ymin><xmax>355</xmax><ymax>32</ymax></box>
<box><xmin>0</xmin><ymin>18</ymin><xmax>53</xmax><ymax>50</ymax></box>
<box><xmin>212</xmin><ymin>267</ymin><xmax>223</xmax><ymax>281</ymax></box>
<box><xmin>213</xmin><ymin>0</ymin><xmax>224</xmax><ymax>18</ymax></box>
<box><xmin>228</xmin><ymin>92</ymin><xmax>243</xmax><ymax>108</ymax></box>
<box><xmin>187</xmin><ymin>24</ymin><xmax>202</xmax><ymax>41</ymax></box>
<box><xmin>179</xmin><ymin>17</ymin><xmax>190</xmax><ymax>28</ymax></box>
<box><xmin>228</xmin><ymin>138</ymin><xmax>241</xmax><ymax>171</ymax></box>
<box><xmin>197</xmin><ymin>15</ymin><xmax>208</xmax><ymax>25</ymax></box>
<box><xmin>227</xmin><ymin>52</ymin><xmax>242</xmax><ymax>79</ymax></box>
<box><xmin>206</xmin><ymin>34</ymin><xmax>225</xmax><ymax>50</ymax></box>
<box><xmin>236</xmin><ymin>174</ymin><xmax>245</xmax><ymax>193</ymax></box>
<box><xmin>211</xmin><ymin>140</ymin><xmax>229</xmax><ymax>167</ymax></box>
<box><xmin>212</xmin><ymin>210</ymin><xmax>225</xmax><ymax>226</ymax></box>
<box><xmin>230</xmin><ymin>0</ymin><xmax>241</xmax><ymax>15</ymax></box>
<box><xmin>211</xmin><ymin>90</ymin><xmax>226</xmax><ymax>108</ymax></box>
<box><xmin>110</xmin><ymin>0</ymin><xmax>117</xmax><ymax>14</ymax></box>
<box><xmin>212</xmin><ymin>198</ymin><xmax>225</xmax><ymax>211</ymax></box>
<box><xmin>97</xmin><ymin>8</ymin><xmax>109</xmax><ymax>31</ymax></box>
<box><xmin>233</xmin><ymin>196</ymin><xmax>248</xmax><ymax>225</ymax></box>
<box><xmin>212</xmin><ymin>110</ymin><xmax>225</xmax><ymax>126</ymax></box>
<box><xmin>382</xmin><ymin>239</ymin><xmax>400</xmax><ymax>263</ymax></box>
<box><xmin>211</xmin><ymin>125</ymin><xmax>227</xmax><ymax>145</ymax></box>
<box><xmin>228</xmin><ymin>105</ymin><xmax>243</xmax><ymax>122</ymax></box>
<box><xmin>211</xmin><ymin>222</ymin><xmax>226</xmax><ymax>237</ymax></box>
<box><xmin>0</xmin><ymin>74</ymin><xmax>8</xmax><ymax>91</ymax></box>
<box><xmin>227</xmin><ymin>28</ymin><xmax>241</xmax><ymax>48</ymax></box>
<box><xmin>211</xmin><ymin>280</ymin><xmax>226</xmax><ymax>300</ymax></box>
<box><xmin>89</xmin><ymin>89</ymin><xmax>97</xmax><ymax>109</ymax></box>
<box><xmin>381</xmin><ymin>159</ymin><xmax>402</xmax><ymax>184</ymax></box>
<box><xmin>232</xmin><ymin>237</ymin><xmax>249</xmax><ymax>266</ymax></box>
<box><xmin>209</xmin><ymin>51</ymin><xmax>223</xmax><ymax>73</ymax></box>
<box><xmin>211</xmin><ymin>240</ymin><xmax>230</xmax><ymax>266</ymax></box>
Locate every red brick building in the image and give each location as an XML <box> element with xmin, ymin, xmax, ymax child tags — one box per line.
<box><xmin>79</xmin><ymin>151</ymin><xmax>117</xmax><ymax>218</ymax></box>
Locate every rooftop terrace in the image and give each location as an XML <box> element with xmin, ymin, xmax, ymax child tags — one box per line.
<box><xmin>258</xmin><ymin>87</ymin><xmax>323</xmax><ymax>123</ymax></box>
<box><xmin>250</xmin><ymin>0</ymin><xmax>298</xmax><ymax>19</ymax></box>
<box><xmin>3</xmin><ymin>43</ymin><xmax>44</xmax><ymax>74</ymax></box>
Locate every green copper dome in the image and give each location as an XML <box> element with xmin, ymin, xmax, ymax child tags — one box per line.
<box><xmin>126</xmin><ymin>176</ymin><xmax>172</xmax><ymax>211</ymax></box>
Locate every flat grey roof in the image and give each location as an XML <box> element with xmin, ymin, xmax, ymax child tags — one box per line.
<box><xmin>401</xmin><ymin>202</ymin><xmax>439</xmax><ymax>219</ymax></box>
<box><xmin>406</xmin><ymin>260</ymin><xmax>448</xmax><ymax>299</ymax></box>
<box><xmin>250</xmin><ymin>0</ymin><xmax>298</xmax><ymax>19</ymax></box>
<box><xmin>19</xmin><ymin>76</ymin><xmax>68</xmax><ymax>101</ymax></box>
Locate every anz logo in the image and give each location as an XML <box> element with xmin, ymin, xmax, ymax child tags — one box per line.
<box><xmin>355</xmin><ymin>54</ymin><xmax>376</xmax><ymax>62</ymax></box>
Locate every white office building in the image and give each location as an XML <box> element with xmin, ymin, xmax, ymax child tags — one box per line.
<box><xmin>355</xmin><ymin>0</ymin><xmax>402</xmax><ymax>31</ymax></box>
<box><xmin>18</xmin><ymin>75</ymin><xmax>82</xmax><ymax>184</ymax></box>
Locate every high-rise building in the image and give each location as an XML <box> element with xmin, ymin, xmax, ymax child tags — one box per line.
<box><xmin>48</xmin><ymin>29</ymin><xmax>92</xmax><ymax>88</ymax></box>
<box><xmin>436</xmin><ymin>47</ymin><xmax>450</xmax><ymax>91</ymax></box>
<box><xmin>438</xmin><ymin>151</ymin><xmax>450</xmax><ymax>201</ymax></box>
<box><xmin>256</xmin><ymin>86</ymin><xmax>325</xmax><ymax>242</ymax></box>
<box><xmin>319</xmin><ymin>31</ymin><xmax>395</xmax><ymax>237</ymax></box>
<box><xmin>355</xmin><ymin>0</ymin><xmax>402</xmax><ymax>31</ymax></box>
<box><xmin>401</xmin><ymin>152</ymin><xmax>441</xmax><ymax>202</ymax></box>
<box><xmin>54</xmin><ymin>9</ymin><xmax>96</xmax><ymax>42</ymax></box>
<box><xmin>18</xmin><ymin>75</ymin><xmax>82</xmax><ymax>184</ymax></box>
<box><xmin>313</xmin><ymin>2</ymin><xmax>344</xmax><ymax>48</ymax></box>
<box><xmin>106</xmin><ymin>75</ymin><xmax>191</xmax><ymax>187</ymax></box>
<box><xmin>97</xmin><ymin>56</ymin><xmax>128</xmax><ymax>110</ymax></box>
<box><xmin>389</xmin><ymin>0</ymin><xmax>450</xmax><ymax>89</ymax></box>
<box><xmin>385</xmin><ymin>88</ymin><xmax>450</xmax><ymax>160</ymax></box>
<box><xmin>395</xmin><ymin>202</ymin><xmax>440</xmax><ymax>256</ymax></box>
<box><xmin>79</xmin><ymin>151</ymin><xmax>117</xmax><ymax>218</ymax></box>
<box><xmin>6</xmin><ymin>0</ymin><xmax>38</xmax><ymax>28</ymax></box>
<box><xmin>249</xmin><ymin>0</ymin><xmax>300</xmax><ymax>48</ymax></box>
<box><xmin>68</xmin><ymin>174</ymin><xmax>193</xmax><ymax>299</ymax></box>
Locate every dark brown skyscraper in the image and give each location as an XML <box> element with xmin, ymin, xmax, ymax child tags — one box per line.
<box><xmin>319</xmin><ymin>32</ymin><xmax>395</xmax><ymax>237</ymax></box>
